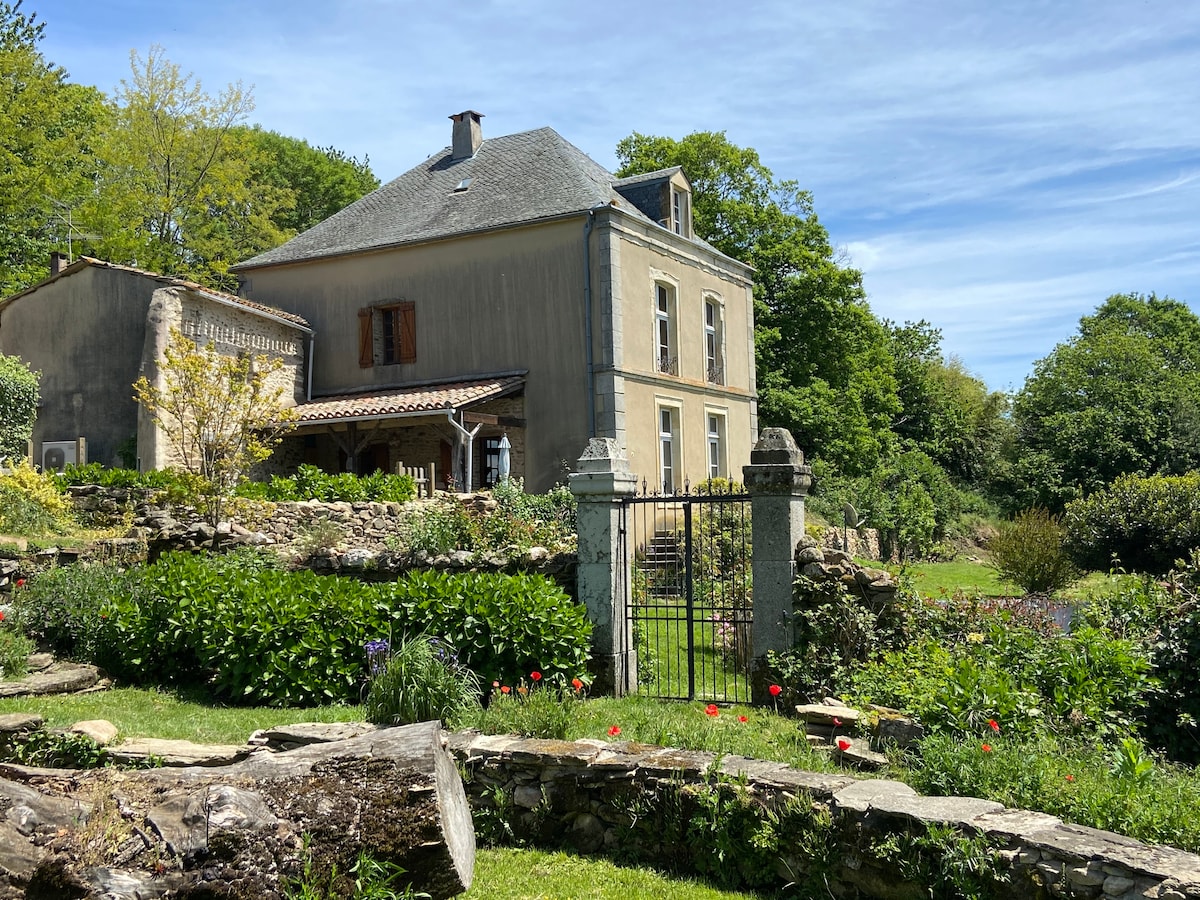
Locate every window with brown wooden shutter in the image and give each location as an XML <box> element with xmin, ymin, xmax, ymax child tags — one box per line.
<box><xmin>398</xmin><ymin>301</ymin><xmax>416</xmax><ymax>364</ymax></box>
<box><xmin>358</xmin><ymin>308</ymin><xmax>373</xmax><ymax>368</ymax></box>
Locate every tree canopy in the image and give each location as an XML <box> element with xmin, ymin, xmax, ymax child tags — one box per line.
<box><xmin>0</xmin><ymin>1</ymin><xmax>106</xmax><ymax>294</ymax></box>
<box><xmin>1010</xmin><ymin>293</ymin><xmax>1200</xmax><ymax>507</ymax></box>
<box><xmin>616</xmin><ymin>131</ymin><xmax>901</xmax><ymax>475</ymax></box>
<box><xmin>0</xmin><ymin>16</ymin><xmax>379</xmax><ymax>295</ymax></box>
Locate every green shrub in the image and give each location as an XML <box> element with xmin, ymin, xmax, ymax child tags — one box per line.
<box><xmin>1063</xmin><ymin>472</ymin><xmax>1200</xmax><ymax>575</ymax></box>
<box><xmin>363</xmin><ymin>634</ymin><xmax>480</xmax><ymax>726</ymax></box>
<box><xmin>24</xmin><ymin>554</ymin><xmax>591</xmax><ymax>707</ymax></box>
<box><xmin>988</xmin><ymin>507</ymin><xmax>1080</xmax><ymax>594</ymax></box>
<box><xmin>0</xmin><ymin>354</ymin><xmax>38</xmax><ymax>465</ymax></box>
<box><xmin>12</xmin><ymin>563</ymin><xmax>139</xmax><ymax>661</ymax></box>
<box><xmin>407</xmin><ymin>499</ymin><xmax>478</xmax><ymax>554</ymax></box>
<box><xmin>235</xmin><ymin>464</ymin><xmax>417</xmax><ymax>504</ymax></box>
<box><xmin>0</xmin><ymin>462</ymin><xmax>72</xmax><ymax>536</ymax></box>
<box><xmin>0</xmin><ymin>624</ymin><xmax>33</xmax><ymax>679</ymax></box>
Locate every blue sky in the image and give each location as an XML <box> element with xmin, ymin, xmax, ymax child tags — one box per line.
<box><xmin>36</xmin><ymin>0</ymin><xmax>1200</xmax><ymax>391</ymax></box>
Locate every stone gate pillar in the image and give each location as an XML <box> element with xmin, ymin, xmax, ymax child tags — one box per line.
<box><xmin>569</xmin><ymin>438</ymin><xmax>638</xmax><ymax>696</ymax></box>
<box><xmin>742</xmin><ymin>428</ymin><xmax>813</xmax><ymax>702</ymax></box>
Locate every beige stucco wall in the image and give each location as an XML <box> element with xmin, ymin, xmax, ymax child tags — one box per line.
<box><xmin>136</xmin><ymin>286</ymin><xmax>308</xmax><ymax>472</ymax></box>
<box><xmin>0</xmin><ymin>267</ymin><xmax>153</xmax><ymax>467</ymax></box>
<box><xmin>239</xmin><ymin>209</ymin><xmax>755</xmax><ymax>492</ymax></box>
<box><xmin>239</xmin><ymin>220</ymin><xmax>591</xmax><ymax>491</ymax></box>
<box><xmin>603</xmin><ymin>212</ymin><xmax>757</xmax><ymax>488</ymax></box>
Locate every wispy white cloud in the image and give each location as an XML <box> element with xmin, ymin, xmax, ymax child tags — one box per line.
<box><xmin>36</xmin><ymin>0</ymin><xmax>1200</xmax><ymax>389</ymax></box>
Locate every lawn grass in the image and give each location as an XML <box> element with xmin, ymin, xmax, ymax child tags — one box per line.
<box><xmin>465</xmin><ymin>848</ymin><xmax>775</xmax><ymax>900</ymax></box>
<box><xmin>0</xmin><ymin>687</ymin><xmax>364</xmax><ymax>743</ymax></box>
<box><xmin>898</xmin><ymin>558</ymin><xmax>1010</xmax><ymax>598</ymax></box>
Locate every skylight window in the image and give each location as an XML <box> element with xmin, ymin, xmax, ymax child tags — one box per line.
<box><xmin>453</xmin><ymin>178</ymin><xmax>472</xmax><ymax>193</ymax></box>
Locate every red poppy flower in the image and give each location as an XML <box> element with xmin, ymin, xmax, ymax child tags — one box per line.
<box><xmin>738</xmin><ymin>715</ymin><xmax>748</xmax><ymax>723</ymax></box>
<box><xmin>500</xmin><ymin>685</ymin><xmax>511</xmax><ymax>694</ymax></box>
<box><xmin>836</xmin><ymin>738</ymin><xmax>851</xmax><ymax>752</ymax></box>
<box><xmin>15</xmin><ymin>579</ymin><xmax>24</xmax><ymax>588</ymax></box>
<box><xmin>530</xmin><ymin>671</ymin><xmax>542</xmax><ymax>682</ymax></box>
<box><xmin>705</xmin><ymin>704</ymin><xmax>719</xmax><ymax>717</ymax></box>
<box><xmin>1065</xmin><ymin>774</ymin><xmax>1075</xmax><ymax>782</ymax></box>
<box><xmin>981</xmin><ymin>743</ymin><xmax>992</xmax><ymax>752</ymax></box>
<box><xmin>988</xmin><ymin>719</ymin><xmax>1000</xmax><ymax>733</ymax></box>
<box><xmin>571</xmin><ymin>677</ymin><xmax>584</xmax><ymax>693</ymax></box>
<box><xmin>608</xmin><ymin>725</ymin><xmax>621</xmax><ymax>737</ymax></box>
<box><xmin>768</xmin><ymin>684</ymin><xmax>782</xmax><ymax>697</ymax></box>
<box><xmin>0</xmin><ymin>612</ymin><xmax>5</xmax><ymax>622</ymax></box>
<box><xmin>492</xmin><ymin>681</ymin><xmax>500</xmax><ymax>688</ymax></box>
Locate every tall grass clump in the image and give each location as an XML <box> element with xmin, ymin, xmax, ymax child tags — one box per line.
<box><xmin>363</xmin><ymin>634</ymin><xmax>480</xmax><ymax>726</ymax></box>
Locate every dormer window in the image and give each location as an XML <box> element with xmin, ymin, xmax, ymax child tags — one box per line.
<box><xmin>671</xmin><ymin>188</ymin><xmax>690</xmax><ymax>238</ymax></box>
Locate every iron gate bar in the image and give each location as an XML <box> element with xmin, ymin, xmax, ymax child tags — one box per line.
<box><xmin>620</xmin><ymin>484</ymin><xmax>752</xmax><ymax>703</ymax></box>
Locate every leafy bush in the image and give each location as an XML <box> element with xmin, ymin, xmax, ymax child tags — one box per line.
<box><xmin>235</xmin><ymin>464</ymin><xmax>417</xmax><ymax>504</ymax></box>
<box><xmin>0</xmin><ymin>623</ymin><xmax>33</xmax><ymax>679</ymax></box>
<box><xmin>1063</xmin><ymin>472</ymin><xmax>1200</xmax><ymax>574</ymax></box>
<box><xmin>0</xmin><ymin>353</ymin><xmax>38</xmax><ymax>465</ymax></box>
<box><xmin>848</xmin><ymin>597</ymin><xmax>1153</xmax><ymax>741</ymax></box>
<box><xmin>363</xmin><ymin>635</ymin><xmax>481</xmax><ymax>726</ymax></box>
<box><xmin>11</xmin><ymin>563</ymin><xmax>142</xmax><ymax>662</ymax></box>
<box><xmin>55</xmin><ymin>463</ymin><xmax>203</xmax><ymax>494</ymax></box>
<box><xmin>907</xmin><ymin>734</ymin><xmax>1200</xmax><ymax>853</ymax></box>
<box><xmin>0</xmin><ymin>461</ymin><xmax>72</xmax><ymax>536</ymax></box>
<box><xmin>17</xmin><ymin>554</ymin><xmax>591</xmax><ymax>707</ymax></box>
<box><xmin>987</xmin><ymin>507</ymin><xmax>1079</xmax><ymax>594</ymax></box>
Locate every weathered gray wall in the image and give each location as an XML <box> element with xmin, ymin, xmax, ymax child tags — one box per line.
<box><xmin>0</xmin><ymin>267</ymin><xmax>152</xmax><ymax>467</ymax></box>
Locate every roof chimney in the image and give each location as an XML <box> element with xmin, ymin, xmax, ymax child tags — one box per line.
<box><xmin>50</xmin><ymin>251</ymin><xmax>68</xmax><ymax>276</ymax></box>
<box><xmin>450</xmin><ymin>110</ymin><xmax>484</xmax><ymax>160</ymax></box>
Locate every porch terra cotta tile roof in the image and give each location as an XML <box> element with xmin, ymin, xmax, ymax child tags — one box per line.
<box><xmin>294</xmin><ymin>374</ymin><xmax>525</xmax><ymax>424</ymax></box>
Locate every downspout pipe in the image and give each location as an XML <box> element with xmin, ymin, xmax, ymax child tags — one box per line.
<box><xmin>306</xmin><ymin>331</ymin><xmax>315</xmax><ymax>402</ymax></box>
<box><xmin>582</xmin><ymin>205</ymin><xmax>606</xmax><ymax>438</ymax></box>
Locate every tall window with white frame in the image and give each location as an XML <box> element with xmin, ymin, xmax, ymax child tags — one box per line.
<box><xmin>659</xmin><ymin>406</ymin><xmax>679</xmax><ymax>494</ymax></box>
<box><xmin>672</xmin><ymin>188</ymin><xmax>688</xmax><ymax>237</ymax></box>
<box><xmin>656</xmin><ymin>284</ymin><xmax>676</xmax><ymax>375</ymax></box>
<box><xmin>707</xmin><ymin>412</ymin><xmax>726</xmax><ymax>481</ymax></box>
<box><xmin>704</xmin><ymin>298</ymin><xmax>724</xmax><ymax>385</ymax></box>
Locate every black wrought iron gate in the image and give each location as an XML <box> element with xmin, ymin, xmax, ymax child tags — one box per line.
<box><xmin>619</xmin><ymin>483</ymin><xmax>753</xmax><ymax>702</ymax></box>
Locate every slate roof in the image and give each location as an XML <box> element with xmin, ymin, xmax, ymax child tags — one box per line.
<box><xmin>234</xmin><ymin>127</ymin><xmax>661</xmax><ymax>270</ymax></box>
<box><xmin>0</xmin><ymin>257</ymin><xmax>311</xmax><ymax>330</ymax></box>
<box><xmin>610</xmin><ymin>166</ymin><xmax>685</xmax><ymax>188</ymax></box>
<box><xmin>294</xmin><ymin>374</ymin><xmax>525</xmax><ymax>425</ymax></box>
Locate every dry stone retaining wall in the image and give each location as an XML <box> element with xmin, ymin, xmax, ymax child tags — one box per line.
<box><xmin>448</xmin><ymin>731</ymin><xmax>1200</xmax><ymax>900</ymax></box>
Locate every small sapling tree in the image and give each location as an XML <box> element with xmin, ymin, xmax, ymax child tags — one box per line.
<box><xmin>134</xmin><ymin>328</ymin><xmax>296</xmax><ymax>531</ymax></box>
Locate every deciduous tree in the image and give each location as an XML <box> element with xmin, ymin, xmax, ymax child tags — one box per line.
<box><xmin>0</xmin><ymin>351</ymin><xmax>38</xmax><ymax>463</ymax></box>
<box><xmin>84</xmin><ymin>46</ymin><xmax>286</xmax><ymax>287</ymax></box>
<box><xmin>133</xmin><ymin>329</ymin><xmax>296</xmax><ymax>526</ymax></box>
<box><xmin>0</xmin><ymin>1</ymin><xmax>105</xmax><ymax>294</ymax></box>
<box><xmin>616</xmin><ymin>131</ymin><xmax>899</xmax><ymax>474</ymax></box>
<box><xmin>1010</xmin><ymin>293</ymin><xmax>1200</xmax><ymax>507</ymax></box>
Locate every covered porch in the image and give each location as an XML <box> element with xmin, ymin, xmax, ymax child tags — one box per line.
<box><xmin>277</xmin><ymin>374</ymin><xmax>526</xmax><ymax>492</ymax></box>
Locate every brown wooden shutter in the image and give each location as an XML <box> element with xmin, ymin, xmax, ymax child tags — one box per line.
<box><xmin>358</xmin><ymin>308</ymin><xmax>373</xmax><ymax>368</ymax></box>
<box><xmin>399</xmin><ymin>301</ymin><xmax>416</xmax><ymax>364</ymax></box>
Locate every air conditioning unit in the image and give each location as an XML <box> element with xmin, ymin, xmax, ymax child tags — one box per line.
<box><xmin>41</xmin><ymin>441</ymin><xmax>77</xmax><ymax>473</ymax></box>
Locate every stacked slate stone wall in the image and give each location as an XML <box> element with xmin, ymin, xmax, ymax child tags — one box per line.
<box><xmin>449</xmin><ymin>731</ymin><xmax>1200</xmax><ymax>900</ymax></box>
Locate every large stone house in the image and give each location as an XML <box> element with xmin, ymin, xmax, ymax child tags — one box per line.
<box><xmin>234</xmin><ymin>112</ymin><xmax>757</xmax><ymax>492</ymax></box>
<box><xmin>0</xmin><ymin>257</ymin><xmax>309</xmax><ymax>471</ymax></box>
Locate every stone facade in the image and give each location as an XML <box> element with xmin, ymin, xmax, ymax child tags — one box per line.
<box><xmin>138</xmin><ymin>285</ymin><xmax>308</xmax><ymax>472</ymax></box>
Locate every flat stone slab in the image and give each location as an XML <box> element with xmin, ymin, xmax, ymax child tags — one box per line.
<box><xmin>250</xmin><ymin>721</ymin><xmax>378</xmax><ymax>749</ymax></box>
<box><xmin>831</xmin><ymin>743</ymin><xmax>889</xmax><ymax>771</ymax></box>
<box><xmin>71</xmin><ymin>719</ymin><xmax>119</xmax><ymax>746</ymax></box>
<box><xmin>108</xmin><ymin>738</ymin><xmax>253</xmax><ymax>767</ymax></box>
<box><xmin>0</xmin><ymin>714</ymin><xmax>42</xmax><ymax>734</ymax></box>
<box><xmin>795</xmin><ymin>703</ymin><xmax>861</xmax><ymax>726</ymax></box>
<box><xmin>832</xmin><ymin>778</ymin><xmax>918</xmax><ymax>814</ymax></box>
<box><xmin>869</xmin><ymin>793</ymin><xmax>1005</xmax><ymax>827</ymax></box>
<box><xmin>0</xmin><ymin>662</ymin><xmax>102</xmax><ymax>697</ymax></box>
